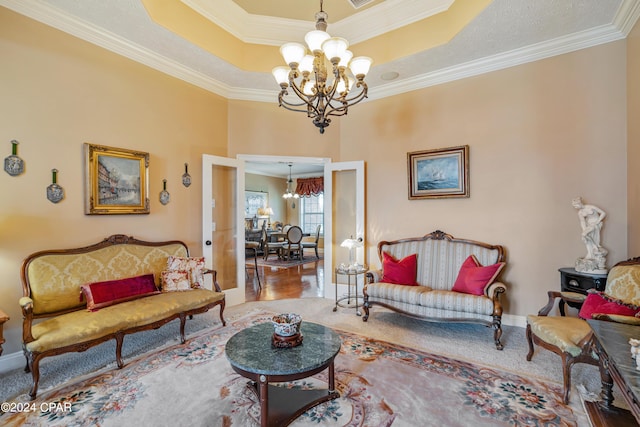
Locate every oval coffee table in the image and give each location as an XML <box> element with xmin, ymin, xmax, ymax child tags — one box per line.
<box><xmin>225</xmin><ymin>321</ymin><xmax>341</xmax><ymax>427</ymax></box>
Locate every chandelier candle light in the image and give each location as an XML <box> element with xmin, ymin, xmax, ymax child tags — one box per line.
<box><xmin>272</xmin><ymin>0</ymin><xmax>373</xmax><ymax>134</ymax></box>
<box><xmin>283</xmin><ymin>163</ymin><xmax>300</xmax><ymax>200</ymax></box>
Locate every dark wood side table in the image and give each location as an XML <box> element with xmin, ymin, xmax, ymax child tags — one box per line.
<box><xmin>585</xmin><ymin>319</ymin><xmax>640</xmax><ymax>427</ymax></box>
<box><xmin>559</xmin><ymin>268</ymin><xmax>608</xmax><ymax>314</ymax></box>
<box><xmin>0</xmin><ymin>309</ymin><xmax>9</xmax><ymax>355</ymax></box>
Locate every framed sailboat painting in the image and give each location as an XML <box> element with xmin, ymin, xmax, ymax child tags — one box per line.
<box><xmin>407</xmin><ymin>145</ymin><xmax>469</xmax><ymax>199</ymax></box>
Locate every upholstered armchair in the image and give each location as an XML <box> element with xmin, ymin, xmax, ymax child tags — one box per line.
<box><xmin>526</xmin><ymin>257</ymin><xmax>640</xmax><ymax>404</ymax></box>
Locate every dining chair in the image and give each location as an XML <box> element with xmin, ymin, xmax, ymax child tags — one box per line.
<box><xmin>263</xmin><ymin>227</ymin><xmax>285</xmax><ymax>261</ymax></box>
<box><xmin>301</xmin><ymin>224</ymin><xmax>321</xmax><ymax>258</ymax></box>
<box><xmin>244</xmin><ymin>240</ymin><xmax>261</xmax><ymax>289</ymax></box>
<box><xmin>281</xmin><ymin>226</ymin><xmax>303</xmax><ymax>260</ymax></box>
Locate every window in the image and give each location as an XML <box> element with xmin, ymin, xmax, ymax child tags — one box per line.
<box><xmin>300</xmin><ymin>194</ymin><xmax>323</xmax><ymax>235</ymax></box>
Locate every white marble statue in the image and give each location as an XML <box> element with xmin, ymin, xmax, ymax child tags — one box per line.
<box><xmin>572</xmin><ymin>197</ymin><xmax>608</xmax><ymax>274</ymax></box>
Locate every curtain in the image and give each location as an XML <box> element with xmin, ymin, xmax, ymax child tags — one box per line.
<box><xmin>295</xmin><ymin>177</ymin><xmax>324</xmax><ymax>197</ymax></box>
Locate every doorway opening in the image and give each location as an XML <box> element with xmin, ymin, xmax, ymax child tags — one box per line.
<box><xmin>240</xmin><ymin>155</ymin><xmax>327</xmax><ymax>302</ymax></box>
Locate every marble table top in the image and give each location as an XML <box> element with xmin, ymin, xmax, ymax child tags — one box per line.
<box><xmin>225</xmin><ymin>322</ymin><xmax>341</xmax><ymax>376</ymax></box>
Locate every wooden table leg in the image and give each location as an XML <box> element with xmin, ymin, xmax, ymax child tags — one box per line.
<box><xmin>259</xmin><ymin>375</ymin><xmax>269</xmax><ymax>427</ymax></box>
<box><xmin>328</xmin><ymin>361</ymin><xmax>335</xmax><ymax>393</ymax></box>
<box><xmin>0</xmin><ymin>310</ymin><xmax>9</xmax><ymax>356</ymax></box>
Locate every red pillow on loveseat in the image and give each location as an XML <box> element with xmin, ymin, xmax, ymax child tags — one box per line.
<box><xmin>452</xmin><ymin>255</ymin><xmax>505</xmax><ymax>296</ymax></box>
<box><xmin>80</xmin><ymin>273</ymin><xmax>159</xmax><ymax>311</ymax></box>
<box><xmin>381</xmin><ymin>252</ymin><xmax>418</xmax><ymax>285</ymax></box>
<box><xmin>578</xmin><ymin>291</ymin><xmax>640</xmax><ymax>320</ymax></box>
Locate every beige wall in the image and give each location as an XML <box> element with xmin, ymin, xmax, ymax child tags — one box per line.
<box><xmin>0</xmin><ymin>9</ymin><xmax>228</xmax><ymax>354</ymax></box>
<box><xmin>338</xmin><ymin>41</ymin><xmax>628</xmax><ymax>316</ymax></box>
<box><xmin>628</xmin><ymin>19</ymin><xmax>640</xmax><ymax>255</ymax></box>
<box><xmin>0</xmin><ymin>7</ymin><xmax>636</xmax><ymax>355</ymax></box>
<box><xmin>245</xmin><ymin>173</ymin><xmax>286</xmax><ymax>225</ymax></box>
<box><xmin>230</xmin><ymin>39</ymin><xmax>630</xmax><ymax>318</ymax></box>
<box><xmin>227</xmin><ymin>100</ymin><xmax>341</xmax><ymax>159</ymax></box>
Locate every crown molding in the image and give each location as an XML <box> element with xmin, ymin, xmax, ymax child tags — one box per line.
<box><xmin>369</xmin><ymin>23</ymin><xmax>627</xmax><ymax>101</ymax></box>
<box><xmin>1</xmin><ymin>0</ymin><xmax>638</xmax><ymax>106</ymax></box>
<box><xmin>227</xmin><ymin>87</ymin><xmax>277</xmax><ymax>103</ymax></box>
<box><xmin>181</xmin><ymin>0</ymin><xmax>453</xmax><ymax>46</ymax></box>
<box><xmin>0</xmin><ymin>0</ymin><xmax>233</xmax><ymax>98</ymax></box>
<box><xmin>332</xmin><ymin>0</ymin><xmax>454</xmax><ymax>45</ymax></box>
<box><xmin>181</xmin><ymin>0</ymin><xmax>304</xmax><ymax>46</ymax></box>
<box><xmin>614</xmin><ymin>0</ymin><xmax>640</xmax><ymax>35</ymax></box>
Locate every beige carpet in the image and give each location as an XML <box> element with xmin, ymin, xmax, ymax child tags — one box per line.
<box><xmin>0</xmin><ymin>298</ymin><xmax>602</xmax><ymax>425</ymax></box>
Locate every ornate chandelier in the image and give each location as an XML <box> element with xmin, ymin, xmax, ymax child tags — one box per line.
<box><xmin>282</xmin><ymin>163</ymin><xmax>299</xmax><ymax>200</ymax></box>
<box><xmin>272</xmin><ymin>0</ymin><xmax>373</xmax><ymax>134</ymax></box>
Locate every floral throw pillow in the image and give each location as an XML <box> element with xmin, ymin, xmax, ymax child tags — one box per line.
<box><xmin>161</xmin><ymin>270</ymin><xmax>191</xmax><ymax>292</ymax></box>
<box><xmin>166</xmin><ymin>256</ymin><xmax>205</xmax><ymax>289</ymax></box>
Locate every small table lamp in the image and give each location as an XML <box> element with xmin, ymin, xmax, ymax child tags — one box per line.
<box><xmin>257</xmin><ymin>207</ymin><xmax>274</xmax><ymax>229</ymax></box>
<box><xmin>340</xmin><ymin>237</ymin><xmax>363</xmax><ymax>270</ymax></box>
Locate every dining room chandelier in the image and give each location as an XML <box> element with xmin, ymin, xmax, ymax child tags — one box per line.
<box><xmin>282</xmin><ymin>163</ymin><xmax>299</xmax><ymax>200</ymax></box>
<box><xmin>272</xmin><ymin>0</ymin><xmax>373</xmax><ymax>134</ymax></box>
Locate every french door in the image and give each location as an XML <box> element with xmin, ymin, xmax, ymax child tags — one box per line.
<box><xmin>202</xmin><ymin>154</ymin><xmax>364</xmax><ymax>305</ymax></box>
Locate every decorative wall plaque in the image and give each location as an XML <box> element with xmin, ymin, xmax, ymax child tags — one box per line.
<box><xmin>46</xmin><ymin>168</ymin><xmax>64</xmax><ymax>203</ymax></box>
<box><xmin>4</xmin><ymin>140</ymin><xmax>24</xmax><ymax>176</ymax></box>
<box><xmin>182</xmin><ymin>163</ymin><xmax>191</xmax><ymax>187</ymax></box>
<box><xmin>160</xmin><ymin>179</ymin><xmax>170</xmax><ymax>205</ymax></box>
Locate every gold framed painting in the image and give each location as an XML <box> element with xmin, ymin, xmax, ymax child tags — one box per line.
<box><xmin>84</xmin><ymin>143</ymin><xmax>150</xmax><ymax>214</ymax></box>
<box><xmin>407</xmin><ymin>145</ymin><xmax>469</xmax><ymax>200</ymax></box>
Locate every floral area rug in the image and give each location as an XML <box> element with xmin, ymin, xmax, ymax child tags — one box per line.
<box><xmin>1</xmin><ymin>310</ymin><xmax>581</xmax><ymax>427</ymax></box>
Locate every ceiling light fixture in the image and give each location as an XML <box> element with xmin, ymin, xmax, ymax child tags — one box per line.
<box><xmin>283</xmin><ymin>163</ymin><xmax>300</xmax><ymax>200</ymax></box>
<box><xmin>272</xmin><ymin>0</ymin><xmax>373</xmax><ymax>134</ymax></box>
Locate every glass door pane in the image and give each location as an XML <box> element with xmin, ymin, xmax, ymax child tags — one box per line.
<box><xmin>202</xmin><ymin>155</ymin><xmax>245</xmax><ymax>305</ymax></box>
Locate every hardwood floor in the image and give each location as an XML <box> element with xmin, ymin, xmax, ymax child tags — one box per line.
<box><xmin>244</xmin><ymin>253</ymin><xmax>325</xmax><ymax>302</ymax></box>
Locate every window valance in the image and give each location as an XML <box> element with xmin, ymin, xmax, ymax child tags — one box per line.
<box><xmin>295</xmin><ymin>177</ymin><xmax>324</xmax><ymax>197</ymax></box>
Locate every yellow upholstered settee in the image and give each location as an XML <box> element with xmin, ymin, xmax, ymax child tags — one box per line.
<box><xmin>20</xmin><ymin>235</ymin><xmax>225</xmax><ymax>400</ymax></box>
<box><xmin>363</xmin><ymin>230</ymin><xmax>507</xmax><ymax>349</ymax></box>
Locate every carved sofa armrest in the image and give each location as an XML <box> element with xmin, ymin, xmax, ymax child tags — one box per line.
<box><xmin>365</xmin><ymin>269</ymin><xmax>382</xmax><ymax>284</ymax></box>
<box><xmin>537</xmin><ymin>291</ymin><xmax>586</xmax><ymax>316</ymax></box>
<box><xmin>485</xmin><ymin>282</ymin><xmax>507</xmax><ymax>299</ymax></box>
<box><xmin>20</xmin><ymin>296</ymin><xmax>35</xmax><ymax>343</ymax></box>
<box><xmin>203</xmin><ymin>269</ymin><xmax>222</xmax><ymax>292</ymax></box>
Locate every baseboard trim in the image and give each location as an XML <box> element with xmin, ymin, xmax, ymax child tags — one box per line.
<box><xmin>0</xmin><ymin>351</ymin><xmax>24</xmax><ymax>374</ymax></box>
<box><xmin>502</xmin><ymin>313</ymin><xmax>527</xmax><ymax>329</ymax></box>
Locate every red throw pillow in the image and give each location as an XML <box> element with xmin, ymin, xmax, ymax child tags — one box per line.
<box><xmin>80</xmin><ymin>273</ymin><xmax>159</xmax><ymax>311</ymax></box>
<box><xmin>578</xmin><ymin>292</ymin><xmax>640</xmax><ymax>320</ymax></box>
<box><xmin>452</xmin><ymin>255</ymin><xmax>505</xmax><ymax>296</ymax></box>
<box><xmin>381</xmin><ymin>252</ymin><xmax>418</xmax><ymax>285</ymax></box>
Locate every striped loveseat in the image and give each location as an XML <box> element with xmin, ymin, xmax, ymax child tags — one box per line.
<box><xmin>362</xmin><ymin>230</ymin><xmax>507</xmax><ymax>349</ymax></box>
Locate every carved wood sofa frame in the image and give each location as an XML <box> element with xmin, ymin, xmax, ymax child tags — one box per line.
<box><xmin>363</xmin><ymin>230</ymin><xmax>507</xmax><ymax>350</ymax></box>
<box><xmin>20</xmin><ymin>234</ymin><xmax>226</xmax><ymax>400</ymax></box>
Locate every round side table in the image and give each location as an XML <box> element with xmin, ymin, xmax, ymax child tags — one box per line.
<box><xmin>334</xmin><ymin>266</ymin><xmax>368</xmax><ymax>316</ymax></box>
